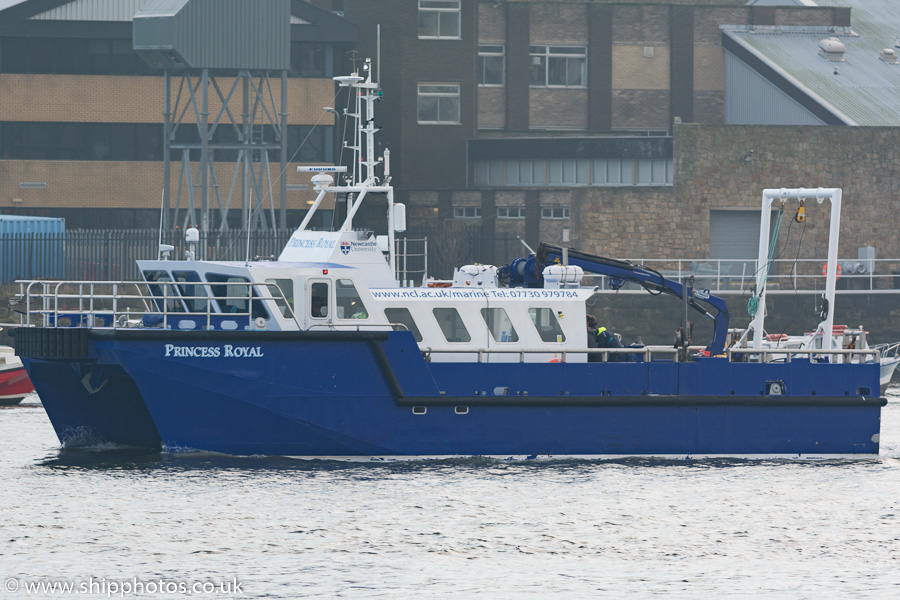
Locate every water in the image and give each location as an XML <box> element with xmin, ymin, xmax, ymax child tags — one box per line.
<box><xmin>2</xmin><ymin>392</ymin><xmax>900</xmax><ymax>599</ymax></box>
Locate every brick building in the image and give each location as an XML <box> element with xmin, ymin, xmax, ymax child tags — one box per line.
<box><xmin>2</xmin><ymin>0</ymin><xmax>897</xmax><ymax>273</ymax></box>
<box><xmin>0</xmin><ymin>0</ymin><xmax>357</xmax><ymax>229</ymax></box>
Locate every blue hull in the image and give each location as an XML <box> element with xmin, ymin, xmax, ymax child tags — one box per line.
<box><xmin>22</xmin><ymin>358</ymin><xmax>161</xmax><ymax>449</ymax></box>
<box><xmin>19</xmin><ymin>329</ymin><xmax>884</xmax><ymax>457</ymax></box>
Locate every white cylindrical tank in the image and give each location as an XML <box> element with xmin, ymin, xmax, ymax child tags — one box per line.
<box><xmin>393</xmin><ymin>202</ymin><xmax>407</xmax><ymax>232</ymax></box>
<box><xmin>543</xmin><ymin>265</ymin><xmax>584</xmax><ymax>288</ymax></box>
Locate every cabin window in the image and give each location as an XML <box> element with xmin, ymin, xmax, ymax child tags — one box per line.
<box><xmin>336</xmin><ymin>279</ymin><xmax>368</xmax><ymax>319</ymax></box>
<box><xmin>207</xmin><ymin>274</ymin><xmax>269</xmax><ymax>319</ymax></box>
<box><xmin>528</xmin><ymin>307</ymin><xmax>566</xmax><ymax>343</ymax></box>
<box><xmin>142</xmin><ymin>270</ymin><xmax>185</xmax><ymax>313</ymax></box>
<box><xmin>266</xmin><ymin>278</ymin><xmax>294</xmax><ymax>318</ymax></box>
<box><xmin>481</xmin><ymin>307</ymin><xmax>519</xmax><ymax>342</ymax></box>
<box><xmin>385</xmin><ymin>307</ymin><xmax>423</xmax><ymax>342</ymax></box>
<box><xmin>310</xmin><ymin>281</ymin><xmax>329</xmax><ymax>318</ymax></box>
<box><xmin>433</xmin><ymin>307</ymin><xmax>471</xmax><ymax>343</ymax></box>
<box><xmin>173</xmin><ymin>270</ymin><xmax>208</xmax><ymax>312</ymax></box>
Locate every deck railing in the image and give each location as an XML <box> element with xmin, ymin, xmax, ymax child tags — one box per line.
<box><xmin>585</xmin><ymin>257</ymin><xmax>900</xmax><ymax>294</ymax></box>
<box><xmin>14</xmin><ymin>279</ymin><xmax>301</xmax><ymax>332</ymax></box>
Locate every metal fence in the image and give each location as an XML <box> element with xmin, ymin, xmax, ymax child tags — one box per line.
<box><xmin>1</xmin><ymin>229</ymin><xmax>296</xmax><ymax>283</ymax></box>
<box><xmin>5</xmin><ymin>228</ymin><xmax>899</xmax><ymax>292</ymax></box>
<box><xmin>0</xmin><ymin>229</ymin><xmax>440</xmax><ymax>285</ymax></box>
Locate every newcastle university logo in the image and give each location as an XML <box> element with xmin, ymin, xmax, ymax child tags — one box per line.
<box><xmin>340</xmin><ymin>242</ymin><xmax>351</xmax><ymax>255</ymax></box>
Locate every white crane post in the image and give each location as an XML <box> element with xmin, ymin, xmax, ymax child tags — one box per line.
<box><xmin>752</xmin><ymin>188</ymin><xmax>842</xmax><ymax>351</ymax></box>
<box><xmin>751</xmin><ymin>190</ymin><xmax>777</xmax><ymax>349</ymax></box>
<box><xmin>819</xmin><ymin>187</ymin><xmax>841</xmax><ymax>352</ymax></box>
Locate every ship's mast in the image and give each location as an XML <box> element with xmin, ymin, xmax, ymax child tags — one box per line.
<box><xmin>296</xmin><ymin>60</ymin><xmax>401</xmax><ymax>279</ymax></box>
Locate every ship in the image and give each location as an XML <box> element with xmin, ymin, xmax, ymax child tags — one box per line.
<box><xmin>10</xmin><ymin>65</ymin><xmax>885</xmax><ymax>459</ymax></box>
<box><xmin>0</xmin><ymin>339</ymin><xmax>34</xmax><ymax>406</ymax></box>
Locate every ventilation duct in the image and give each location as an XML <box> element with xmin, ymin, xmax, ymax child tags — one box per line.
<box><xmin>818</xmin><ymin>37</ymin><xmax>846</xmax><ymax>61</ymax></box>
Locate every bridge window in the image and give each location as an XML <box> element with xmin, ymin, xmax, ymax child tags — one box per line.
<box><xmin>433</xmin><ymin>307</ymin><xmax>471</xmax><ymax>343</ymax></box>
<box><xmin>142</xmin><ymin>270</ymin><xmax>184</xmax><ymax>313</ymax></box>
<box><xmin>528</xmin><ymin>307</ymin><xmax>566</xmax><ymax>343</ymax></box>
<box><xmin>174</xmin><ymin>270</ymin><xmax>208</xmax><ymax>312</ymax></box>
<box><xmin>310</xmin><ymin>281</ymin><xmax>329</xmax><ymax>318</ymax></box>
<box><xmin>385</xmin><ymin>307</ymin><xmax>423</xmax><ymax>342</ymax></box>
<box><xmin>481</xmin><ymin>307</ymin><xmax>519</xmax><ymax>342</ymax></box>
<box><xmin>207</xmin><ymin>274</ymin><xmax>268</xmax><ymax>320</ymax></box>
<box><xmin>336</xmin><ymin>279</ymin><xmax>368</xmax><ymax>319</ymax></box>
<box><xmin>265</xmin><ymin>278</ymin><xmax>294</xmax><ymax>318</ymax></box>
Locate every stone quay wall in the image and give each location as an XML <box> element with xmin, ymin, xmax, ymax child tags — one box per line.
<box><xmin>571</xmin><ymin>124</ymin><xmax>900</xmax><ymax>271</ymax></box>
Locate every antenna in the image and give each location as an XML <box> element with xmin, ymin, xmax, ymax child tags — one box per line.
<box><xmin>346</xmin><ymin>49</ymin><xmax>360</xmax><ymax>73</ymax></box>
<box><xmin>157</xmin><ymin>189</ymin><xmax>165</xmax><ymax>259</ymax></box>
<box><xmin>294</xmin><ymin>60</ymin><xmax>399</xmax><ymax>278</ymax></box>
<box><xmin>245</xmin><ymin>187</ymin><xmax>252</xmax><ymax>264</ymax></box>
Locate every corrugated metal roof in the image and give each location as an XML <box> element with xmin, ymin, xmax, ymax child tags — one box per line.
<box><xmin>131</xmin><ymin>0</ymin><xmax>188</xmax><ymax>18</ymax></box>
<box><xmin>133</xmin><ymin>0</ymin><xmax>290</xmax><ymax>70</ymax></box>
<box><xmin>724</xmin><ymin>0</ymin><xmax>900</xmax><ymax>126</ymax></box>
<box><xmin>745</xmin><ymin>1</ymin><xmax>817</xmax><ymax>5</ymax></box>
<box><xmin>745</xmin><ymin>0</ymin><xmax>818</xmax><ymax>6</ymax></box>
<box><xmin>30</xmin><ymin>0</ymin><xmax>150</xmax><ymax>21</ymax></box>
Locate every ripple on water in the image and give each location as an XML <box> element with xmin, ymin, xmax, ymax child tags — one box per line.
<box><xmin>0</xmin><ymin>389</ymin><xmax>899</xmax><ymax>598</ymax></box>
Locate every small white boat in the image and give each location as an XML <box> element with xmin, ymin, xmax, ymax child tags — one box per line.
<box><xmin>737</xmin><ymin>325</ymin><xmax>900</xmax><ymax>393</ymax></box>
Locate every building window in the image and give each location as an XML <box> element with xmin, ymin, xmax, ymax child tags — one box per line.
<box><xmin>636</xmin><ymin>159</ymin><xmax>673</xmax><ymax>185</ymax></box>
<box><xmin>548</xmin><ymin>159</ymin><xmax>589</xmax><ymax>185</ymax></box>
<box><xmin>453</xmin><ymin>206</ymin><xmax>482</xmax><ymax>219</ymax></box>
<box><xmin>529</xmin><ymin>46</ymin><xmax>587</xmax><ymax>87</ymax></box>
<box><xmin>0</xmin><ymin>37</ymin><xmax>158</xmax><ymax>76</ymax></box>
<box><xmin>418</xmin><ymin>0</ymin><xmax>461</xmax><ymax>39</ymax></box>
<box><xmin>417</xmin><ymin>84</ymin><xmax>461</xmax><ymax>124</ymax></box>
<box><xmin>471</xmin><ymin>157</ymin><xmax>673</xmax><ymax>188</ymax></box>
<box><xmin>290</xmin><ymin>42</ymin><xmax>326</xmax><ymax>77</ymax></box>
<box><xmin>497</xmin><ymin>206</ymin><xmax>525</xmax><ymax>219</ymax></box>
<box><xmin>592</xmin><ymin>159</ymin><xmax>634</xmax><ymax>185</ymax></box>
<box><xmin>478</xmin><ymin>45</ymin><xmax>505</xmax><ymax>86</ymax></box>
<box><xmin>505</xmin><ymin>159</ymin><xmax>544</xmax><ymax>186</ymax></box>
<box><xmin>474</xmin><ymin>160</ymin><xmax>502</xmax><ymax>185</ymax></box>
<box><xmin>541</xmin><ymin>206</ymin><xmax>569</xmax><ymax>220</ymax></box>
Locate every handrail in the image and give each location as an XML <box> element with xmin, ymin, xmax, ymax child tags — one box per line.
<box><xmin>418</xmin><ymin>345</ymin><xmax>879</xmax><ymax>364</ymax></box>
<box><xmin>584</xmin><ymin>257</ymin><xmax>900</xmax><ymax>294</ymax></box>
<box><xmin>16</xmin><ymin>279</ymin><xmax>302</xmax><ymax>331</ymax></box>
<box><xmin>728</xmin><ymin>346</ymin><xmax>879</xmax><ymax>364</ymax></box>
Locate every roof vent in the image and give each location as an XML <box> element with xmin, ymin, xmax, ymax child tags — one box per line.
<box><xmin>818</xmin><ymin>37</ymin><xmax>846</xmax><ymax>61</ymax></box>
<box><xmin>881</xmin><ymin>48</ymin><xmax>899</xmax><ymax>64</ymax></box>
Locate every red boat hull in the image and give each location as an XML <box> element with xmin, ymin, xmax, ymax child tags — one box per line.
<box><xmin>0</xmin><ymin>364</ymin><xmax>34</xmax><ymax>405</ymax></box>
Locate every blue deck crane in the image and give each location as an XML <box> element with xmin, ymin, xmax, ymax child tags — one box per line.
<box><xmin>503</xmin><ymin>242</ymin><xmax>731</xmax><ymax>356</ymax></box>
